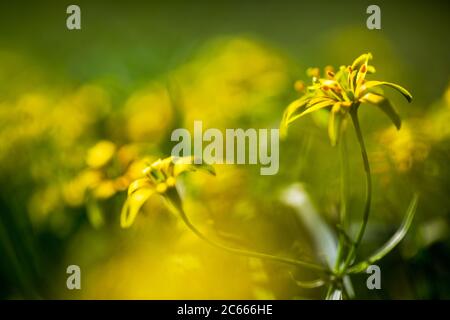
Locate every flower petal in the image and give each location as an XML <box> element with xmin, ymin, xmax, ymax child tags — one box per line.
<box><xmin>283</xmin><ymin>97</ymin><xmax>309</xmax><ymax>120</ymax></box>
<box><xmin>128</xmin><ymin>178</ymin><xmax>153</xmax><ymax>196</ymax></box>
<box><xmin>351</xmin><ymin>53</ymin><xmax>372</xmax><ymax>70</ymax></box>
<box><xmin>362</xmin><ymin>81</ymin><xmax>413</xmax><ymax>102</ymax></box>
<box><xmin>280</xmin><ymin>97</ymin><xmax>310</xmax><ymax>136</ymax></box>
<box><xmin>360</xmin><ymin>93</ymin><xmax>402</xmax><ymax>129</ymax></box>
<box><xmin>328</xmin><ymin>102</ymin><xmax>343</xmax><ymax>146</ymax></box>
<box><xmin>173</xmin><ymin>157</ymin><xmax>216</xmax><ymax>177</ymax></box>
<box><xmin>288</xmin><ymin>99</ymin><xmax>335</xmax><ymax>124</ymax></box>
<box><xmin>120</xmin><ymin>187</ymin><xmax>156</xmax><ymax>228</ymax></box>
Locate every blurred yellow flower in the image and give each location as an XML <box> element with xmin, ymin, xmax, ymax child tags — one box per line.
<box><xmin>86</xmin><ymin>140</ymin><xmax>116</xmax><ymax>169</ymax></box>
<box><xmin>92</xmin><ymin>180</ymin><xmax>117</xmax><ymax>199</ymax></box>
<box><xmin>174</xmin><ymin>38</ymin><xmax>290</xmax><ymax>128</ymax></box>
<box><xmin>63</xmin><ymin>169</ymin><xmax>102</xmax><ymax>206</ymax></box>
<box><xmin>124</xmin><ymin>85</ymin><xmax>173</xmax><ymax>143</ymax></box>
<box><xmin>64</xmin><ymin>142</ymin><xmax>153</xmax><ymax>216</ymax></box>
<box><xmin>377</xmin><ymin>123</ymin><xmax>429</xmax><ymax>173</ymax></box>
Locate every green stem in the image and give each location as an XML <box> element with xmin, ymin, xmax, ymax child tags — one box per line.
<box><xmin>164</xmin><ymin>193</ymin><xmax>330</xmax><ymax>275</ymax></box>
<box><xmin>333</xmin><ymin>134</ymin><xmax>348</xmax><ymax>272</ymax></box>
<box><xmin>325</xmin><ymin>283</ymin><xmax>342</xmax><ymax>300</ymax></box>
<box><xmin>339</xmin><ymin>135</ymin><xmax>349</xmax><ymax>230</ymax></box>
<box><xmin>325</xmin><ymin>284</ymin><xmax>336</xmax><ymax>299</ymax></box>
<box><xmin>341</xmin><ymin>109</ymin><xmax>372</xmax><ymax>272</ymax></box>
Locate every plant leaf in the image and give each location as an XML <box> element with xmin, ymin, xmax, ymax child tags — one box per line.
<box><xmin>362</xmin><ymin>81</ymin><xmax>413</xmax><ymax>102</ymax></box>
<box><xmin>360</xmin><ymin>93</ymin><xmax>402</xmax><ymax>129</ymax></box>
<box><xmin>349</xmin><ymin>194</ymin><xmax>419</xmax><ymax>273</ymax></box>
<box><xmin>120</xmin><ymin>187</ymin><xmax>156</xmax><ymax>228</ymax></box>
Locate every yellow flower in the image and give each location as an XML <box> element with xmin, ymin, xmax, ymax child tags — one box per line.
<box><xmin>86</xmin><ymin>140</ymin><xmax>116</xmax><ymax>169</ymax></box>
<box><xmin>280</xmin><ymin>53</ymin><xmax>412</xmax><ymax>145</ymax></box>
<box><xmin>120</xmin><ymin>156</ymin><xmax>215</xmax><ymax>228</ymax></box>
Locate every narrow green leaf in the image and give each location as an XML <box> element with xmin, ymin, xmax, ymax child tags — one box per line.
<box><xmin>361</xmin><ymin>93</ymin><xmax>402</xmax><ymax>129</ymax></box>
<box><xmin>363</xmin><ymin>81</ymin><xmax>413</xmax><ymax>102</ymax></box>
<box><xmin>349</xmin><ymin>194</ymin><xmax>419</xmax><ymax>273</ymax></box>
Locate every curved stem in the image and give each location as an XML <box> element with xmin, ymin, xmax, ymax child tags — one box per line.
<box><xmin>290</xmin><ymin>272</ymin><xmax>326</xmax><ymax>288</ymax></box>
<box><xmin>164</xmin><ymin>194</ymin><xmax>330</xmax><ymax>275</ymax></box>
<box><xmin>325</xmin><ymin>284</ymin><xmax>336</xmax><ymax>299</ymax></box>
<box><xmin>325</xmin><ymin>283</ymin><xmax>342</xmax><ymax>300</ymax></box>
<box><xmin>334</xmin><ymin>135</ymin><xmax>349</xmax><ymax>272</ymax></box>
<box><xmin>341</xmin><ymin>109</ymin><xmax>372</xmax><ymax>272</ymax></box>
<box><xmin>339</xmin><ymin>135</ymin><xmax>349</xmax><ymax>229</ymax></box>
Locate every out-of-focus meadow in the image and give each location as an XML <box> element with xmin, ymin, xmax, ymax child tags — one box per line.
<box><xmin>0</xmin><ymin>0</ymin><xmax>449</xmax><ymax>299</ymax></box>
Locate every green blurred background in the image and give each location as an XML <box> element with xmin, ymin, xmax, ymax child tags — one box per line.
<box><xmin>0</xmin><ymin>0</ymin><xmax>449</xmax><ymax>299</ymax></box>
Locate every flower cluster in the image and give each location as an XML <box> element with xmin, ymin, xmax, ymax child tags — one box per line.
<box><xmin>280</xmin><ymin>53</ymin><xmax>412</xmax><ymax>145</ymax></box>
<box><xmin>120</xmin><ymin>156</ymin><xmax>215</xmax><ymax>228</ymax></box>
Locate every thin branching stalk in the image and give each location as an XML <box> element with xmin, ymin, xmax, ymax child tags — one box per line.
<box><xmin>333</xmin><ymin>134</ymin><xmax>349</xmax><ymax>273</ymax></box>
<box><xmin>164</xmin><ymin>192</ymin><xmax>330</xmax><ymax>275</ymax></box>
<box><xmin>325</xmin><ymin>282</ymin><xmax>342</xmax><ymax>300</ymax></box>
<box><xmin>341</xmin><ymin>108</ymin><xmax>372</xmax><ymax>272</ymax></box>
